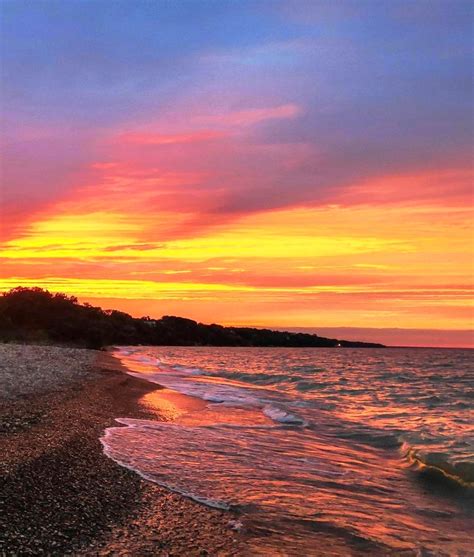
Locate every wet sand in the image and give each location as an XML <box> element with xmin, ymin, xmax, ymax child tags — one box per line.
<box><xmin>0</xmin><ymin>344</ymin><xmax>243</xmax><ymax>556</ymax></box>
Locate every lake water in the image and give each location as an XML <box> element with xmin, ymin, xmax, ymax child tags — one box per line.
<box><xmin>101</xmin><ymin>346</ymin><xmax>473</xmax><ymax>555</ymax></box>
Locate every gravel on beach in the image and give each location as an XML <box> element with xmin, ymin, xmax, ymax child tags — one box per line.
<box><xmin>0</xmin><ymin>343</ymin><xmax>243</xmax><ymax>556</ymax></box>
<box><xmin>0</xmin><ymin>343</ymin><xmax>96</xmax><ymax>401</ymax></box>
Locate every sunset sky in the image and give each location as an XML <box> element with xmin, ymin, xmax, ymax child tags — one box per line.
<box><xmin>1</xmin><ymin>1</ymin><xmax>473</xmax><ymax>347</ymax></box>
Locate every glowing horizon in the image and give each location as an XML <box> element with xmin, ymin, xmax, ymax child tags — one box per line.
<box><xmin>1</xmin><ymin>1</ymin><xmax>473</xmax><ymax>347</ymax></box>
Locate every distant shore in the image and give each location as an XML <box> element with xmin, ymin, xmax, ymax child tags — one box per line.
<box><xmin>0</xmin><ymin>287</ymin><xmax>385</xmax><ymax>349</ymax></box>
<box><xmin>0</xmin><ymin>344</ymin><xmax>243</xmax><ymax>556</ymax></box>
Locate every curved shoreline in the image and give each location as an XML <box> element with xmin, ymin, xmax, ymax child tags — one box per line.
<box><xmin>0</xmin><ymin>345</ymin><xmax>243</xmax><ymax>556</ymax></box>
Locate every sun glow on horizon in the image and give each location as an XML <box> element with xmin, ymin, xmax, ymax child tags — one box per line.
<box><xmin>1</xmin><ymin>1</ymin><xmax>473</xmax><ymax>346</ymax></box>
<box><xmin>1</xmin><ymin>178</ymin><xmax>472</xmax><ymax>335</ymax></box>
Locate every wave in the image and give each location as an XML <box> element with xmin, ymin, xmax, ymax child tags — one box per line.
<box><xmin>100</xmin><ymin>426</ymin><xmax>231</xmax><ymax>510</ymax></box>
<box><xmin>103</xmin><ymin>346</ymin><xmax>474</xmax><ymax>555</ymax></box>
<box><xmin>262</xmin><ymin>405</ymin><xmax>307</xmax><ymax>426</ymax></box>
<box><xmin>118</xmin><ymin>349</ymin><xmax>328</xmax><ymax>395</ymax></box>
<box><xmin>335</xmin><ymin>428</ymin><xmax>402</xmax><ymax>449</ymax></box>
<box><xmin>126</xmin><ymin>368</ymin><xmax>262</xmax><ymax>406</ymax></box>
<box><xmin>116</xmin><ymin>349</ymin><xmax>308</xmax><ymax>426</ymax></box>
<box><xmin>208</xmin><ymin>370</ymin><xmax>307</xmax><ymax>385</ymax></box>
<box><xmin>402</xmin><ymin>443</ymin><xmax>474</xmax><ymax>488</ymax></box>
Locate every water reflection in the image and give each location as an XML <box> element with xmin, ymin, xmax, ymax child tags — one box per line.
<box><xmin>103</xmin><ymin>347</ymin><xmax>473</xmax><ymax>555</ymax></box>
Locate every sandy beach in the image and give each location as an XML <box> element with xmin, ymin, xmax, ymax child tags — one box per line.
<box><xmin>0</xmin><ymin>344</ymin><xmax>243</xmax><ymax>556</ymax></box>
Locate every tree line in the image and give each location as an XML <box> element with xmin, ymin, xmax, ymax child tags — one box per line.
<box><xmin>0</xmin><ymin>287</ymin><xmax>384</xmax><ymax>349</ymax></box>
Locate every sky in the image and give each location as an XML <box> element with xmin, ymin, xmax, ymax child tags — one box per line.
<box><xmin>0</xmin><ymin>0</ymin><xmax>473</xmax><ymax>347</ymax></box>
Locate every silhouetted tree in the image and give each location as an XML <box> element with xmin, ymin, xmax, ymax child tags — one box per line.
<box><xmin>0</xmin><ymin>287</ymin><xmax>384</xmax><ymax>349</ymax></box>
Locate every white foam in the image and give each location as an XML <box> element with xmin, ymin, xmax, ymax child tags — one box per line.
<box><xmin>263</xmin><ymin>405</ymin><xmax>307</xmax><ymax>425</ymax></box>
<box><xmin>116</xmin><ymin>348</ymin><xmax>308</xmax><ymax>427</ymax></box>
<box><xmin>100</xmin><ymin>429</ymin><xmax>231</xmax><ymax>510</ymax></box>
<box><xmin>139</xmin><ymin>370</ymin><xmax>260</xmax><ymax>405</ymax></box>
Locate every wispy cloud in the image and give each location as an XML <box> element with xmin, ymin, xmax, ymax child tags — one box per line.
<box><xmin>118</xmin><ymin>130</ymin><xmax>226</xmax><ymax>145</ymax></box>
<box><xmin>196</xmin><ymin>104</ymin><xmax>301</xmax><ymax>127</ymax></box>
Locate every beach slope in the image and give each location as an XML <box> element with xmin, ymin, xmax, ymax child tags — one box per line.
<box><xmin>0</xmin><ymin>344</ymin><xmax>242</xmax><ymax>556</ymax></box>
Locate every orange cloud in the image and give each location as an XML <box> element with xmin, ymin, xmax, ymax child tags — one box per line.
<box><xmin>1</xmin><ymin>175</ymin><xmax>472</xmax><ymax>334</ymax></box>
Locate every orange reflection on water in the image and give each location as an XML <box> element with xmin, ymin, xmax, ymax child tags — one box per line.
<box><xmin>140</xmin><ymin>388</ymin><xmax>206</xmax><ymax>422</ymax></box>
<box><xmin>141</xmin><ymin>388</ymin><xmax>272</xmax><ymax>427</ymax></box>
<box><xmin>178</xmin><ymin>405</ymin><xmax>273</xmax><ymax>427</ymax></box>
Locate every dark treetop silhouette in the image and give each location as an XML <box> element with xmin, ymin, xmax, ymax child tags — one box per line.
<box><xmin>0</xmin><ymin>287</ymin><xmax>384</xmax><ymax>349</ymax></box>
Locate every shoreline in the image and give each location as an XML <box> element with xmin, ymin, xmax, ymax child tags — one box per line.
<box><xmin>0</xmin><ymin>346</ymin><xmax>243</xmax><ymax>556</ymax></box>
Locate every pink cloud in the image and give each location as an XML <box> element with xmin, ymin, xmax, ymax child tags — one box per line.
<box><xmin>118</xmin><ymin>130</ymin><xmax>226</xmax><ymax>145</ymax></box>
<box><xmin>338</xmin><ymin>168</ymin><xmax>474</xmax><ymax>206</ymax></box>
<box><xmin>196</xmin><ymin>103</ymin><xmax>301</xmax><ymax>127</ymax></box>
